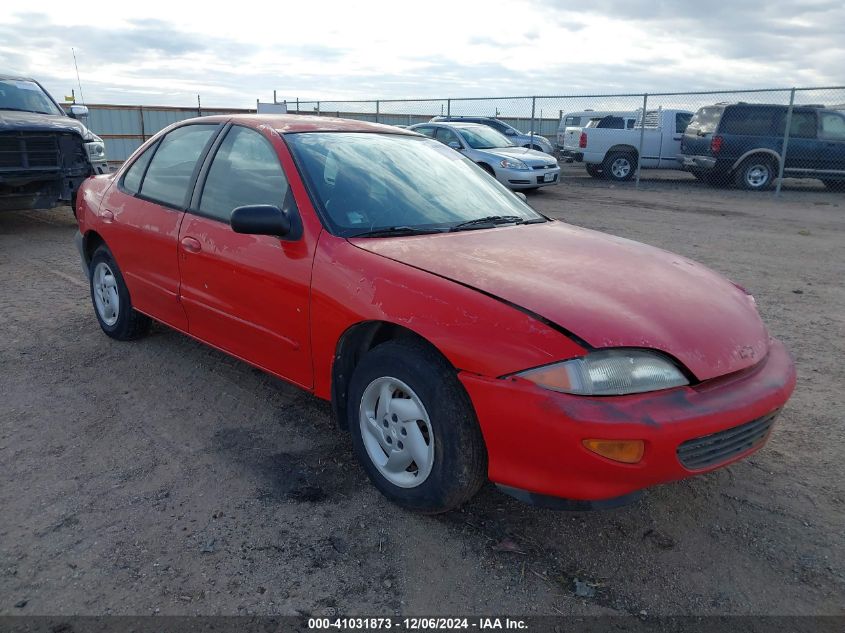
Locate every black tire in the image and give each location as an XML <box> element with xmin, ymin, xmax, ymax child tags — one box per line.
<box><xmin>585</xmin><ymin>164</ymin><xmax>603</xmax><ymax>178</ymax></box>
<box><xmin>734</xmin><ymin>156</ymin><xmax>776</xmax><ymax>191</ymax></box>
<box><xmin>822</xmin><ymin>179</ymin><xmax>845</xmax><ymax>191</ymax></box>
<box><xmin>347</xmin><ymin>340</ymin><xmax>487</xmax><ymax>513</ymax></box>
<box><xmin>89</xmin><ymin>245</ymin><xmax>152</xmax><ymax>341</ymax></box>
<box><xmin>602</xmin><ymin>151</ymin><xmax>636</xmax><ymax>181</ymax></box>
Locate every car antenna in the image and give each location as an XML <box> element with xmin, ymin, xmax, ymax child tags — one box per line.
<box><xmin>72</xmin><ymin>47</ymin><xmax>85</xmax><ymax>105</ymax></box>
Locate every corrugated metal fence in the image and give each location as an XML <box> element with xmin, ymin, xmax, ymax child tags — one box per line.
<box><xmin>68</xmin><ymin>104</ymin><xmax>255</xmax><ymax>165</ymax></box>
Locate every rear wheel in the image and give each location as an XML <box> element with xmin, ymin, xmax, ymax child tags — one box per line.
<box><xmin>89</xmin><ymin>245</ymin><xmax>151</xmax><ymax>341</ymax></box>
<box><xmin>585</xmin><ymin>164</ymin><xmax>603</xmax><ymax>178</ymax></box>
<box><xmin>602</xmin><ymin>152</ymin><xmax>636</xmax><ymax>181</ymax></box>
<box><xmin>735</xmin><ymin>156</ymin><xmax>776</xmax><ymax>191</ymax></box>
<box><xmin>347</xmin><ymin>340</ymin><xmax>487</xmax><ymax>513</ymax></box>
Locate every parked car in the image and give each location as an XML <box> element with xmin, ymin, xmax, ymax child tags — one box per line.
<box><xmin>0</xmin><ymin>74</ymin><xmax>109</xmax><ymax>211</ymax></box>
<box><xmin>559</xmin><ymin>113</ymin><xmax>637</xmax><ymax>163</ymax></box>
<box><xmin>429</xmin><ymin>115</ymin><xmax>555</xmax><ymax>154</ymax></box>
<box><xmin>556</xmin><ymin>110</ymin><xmax>636</xmax><ymax>151</ymax></box>
<box><xmin>679</xmin><ymin>103</ymin><xmax>845</xmax><ymax>190</ymax></box>
<box><xmin>75</xmin><ymin>114</ymin><xmax>795</xmax><ymax>513</ymax></box>
<box><xmin>574</xmin><ymin>108</ymin><xmax>693</xmax><ymax>180</ymax></box>
<box><xmin>409</xmin><ymin>121</ymin><xmax>560</xmax><ymax>190</ymax></box>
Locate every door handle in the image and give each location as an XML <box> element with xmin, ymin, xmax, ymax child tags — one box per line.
<box><xmin>180</xmin><ymin>236</ymin><xmax>202</xmax><ymax>253</ymax></box>
<box><xmin>101</xmin><ymin>209</ymin><xmax>114</xmax><ymax>223</ymax></box>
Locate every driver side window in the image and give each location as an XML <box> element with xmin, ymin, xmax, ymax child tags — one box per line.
<box><xmin>198</xmin><ymin>126</ymin><xmax>288</xmax><ymax>223</ymax></box>
<box><xmin>435</xmin><ymin>127</ymin><xmax>461</xmax><ymax>147</ymax></box>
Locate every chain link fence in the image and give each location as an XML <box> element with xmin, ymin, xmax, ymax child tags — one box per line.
<box><xmin>286</xmin><ymin>87</ymin><xmax>845</xmax><ymax>194</ymax></box>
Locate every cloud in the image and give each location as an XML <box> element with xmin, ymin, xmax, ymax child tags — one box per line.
<box><xmin>0</xmin><ymin>2</ymin><xmax>842</xmax><ymax>111</ymax></box>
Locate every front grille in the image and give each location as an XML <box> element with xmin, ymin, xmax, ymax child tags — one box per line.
<box><xmin>0</xmin><ymin>133</ymin><xmax>61</xmax><ymax>169</ymax></box>
<box><xmin>532</xmin><ymin>164</ymin><xmax>556</xmax><ymax>170</ymax></box>
<box><xmin>677</xmin><ymin>410</ymin><xmax>778</xmax><ymax>470</ymax></box>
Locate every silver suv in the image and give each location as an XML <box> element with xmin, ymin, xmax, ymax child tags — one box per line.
<box><xmin>430</xmin><ymin>116</ymin><xmax>555</xmax><ymax>155</ymax></box>
<box><xmin>409</xmin><ymin>122</ymin><xmax>560</xmax><ymax>190</ymax></box>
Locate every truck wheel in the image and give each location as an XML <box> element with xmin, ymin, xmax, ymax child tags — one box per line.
<box><xmin>347</xmin><ymin>340</ymin><xmax>487</xmax><ymax>514</ymax></box>
<box><xmin>735</xmin><ymin>157</ymin><xmax>776</xmax><ymax>191</ymax></box>
<box><xmin>585</xmin><ymin>164</ymin><xmax>603</xmax><ymax>178</ymax></box>
<box><xmin>89</xmin><ymin>245</ymin><xmax>152</xmax><ymax>341</ymax></box>
<box><xmin>603</xmin><ymin>152</ymin><xmax>636</xmax><ymax>181</ymax></box>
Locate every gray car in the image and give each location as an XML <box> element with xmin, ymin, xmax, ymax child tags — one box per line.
<box><xmin>429</xmin><ymin>116</ymin><xmax>555</xmax><ymax>155</ymax></box>
<box><xmin>409</xmin><ymin>122</ymin><xmax>560</xmax><ymax>190</ymax></box>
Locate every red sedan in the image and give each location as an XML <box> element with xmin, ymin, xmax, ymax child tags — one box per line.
<box><xmin>74</xmin><ymin>115</ymin><xmax>796</xmax><ymax>513</ymax></box>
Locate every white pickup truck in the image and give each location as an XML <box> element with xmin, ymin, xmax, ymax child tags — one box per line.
<box><xmin>573</xmin><ymin>109</ymin><xmax>693</xmax><ymax>181</ymax></box>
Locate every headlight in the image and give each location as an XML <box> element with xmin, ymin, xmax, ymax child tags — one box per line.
<box><xmin>500</xmin><ymin>158</ymin><xmax>529</xmax><ymax>170</ymax></box>
<box><xmin>85</xmin><ymin>141</ymin><xmax>106</xmax><ymax>161</ymax></box>
<box><xmin>516</xmin><ymin>349</ymin><xmax>689</xmax><ymax>396</ymax></box>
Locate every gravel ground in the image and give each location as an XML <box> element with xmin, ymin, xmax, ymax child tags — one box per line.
<box><xmin>1</xmin><ymin>170</ymin><xmax>843</xmax><ymax>617</ymax></box>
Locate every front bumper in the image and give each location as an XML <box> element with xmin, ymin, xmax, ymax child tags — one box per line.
<box><xmin>459</xmin><ymin>338</ymin><xmax>796</xmax><ymax>503</ymax></box>
<box><xmin>497</xmin><ymin>165</ymin><xmax>561</xmax><ymax>190</ymax></box>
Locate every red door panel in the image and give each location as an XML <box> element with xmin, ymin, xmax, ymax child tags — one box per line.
<box><xmin>98</xmin><ymin>186</ymin><xmax>188</xmax><ymax>330</ymax></box>
<box><xmin>177</xmin><ymin>214</ymin><xmax>313</xmax><ymax>388</ymax></box>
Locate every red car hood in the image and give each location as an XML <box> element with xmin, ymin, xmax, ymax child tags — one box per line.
<box><xmin>351</xmin><ymin>221</ymin><xmax>769</xmax><ymax>381</ymax></box>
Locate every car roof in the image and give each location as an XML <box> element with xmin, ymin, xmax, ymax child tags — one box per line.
<box><xmin>422</xmin><ymin>121</ymin><xmax>487</xmax><ymax>129</ymax></box>
<box><xmin>185</xmin><ymin>114</ymin><xmax>421</xmax><ymax>136</ymax></box>
<box><xmin>0</xmin><ymin>73</ymin><xmax>37</xmax><ymax>82</ymax></box>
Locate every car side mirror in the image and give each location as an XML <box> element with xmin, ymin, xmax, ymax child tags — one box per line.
<box><xmin>447</xmin><ymin>140</ymin><xmax>462</xmax><ymax>150</ymax></box>
<box><xmin>230</xmin><ymin>204</ymin><xmax>291</xmax><ymax>237</ymax></box>
<box><xmin>68</xmin><ymin>105</ymin><xmax>89</xmax><ymax>120</ymax></box>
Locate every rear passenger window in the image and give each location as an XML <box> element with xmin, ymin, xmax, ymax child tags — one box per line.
<box><xmin>121</xmin><ymin>143</ymin><xmax>155</xmax><ymax>194</ymax></box>
<box><xmin>788</xmin><ymin>111</ymin><xmax>817</xmax><ymax>139</ymax></box>
<box><xmin>720</xmin><ymin>107</ymin><xmax>779</xmax><ymax>136</ymax></box>
<box><xmin>687</xmin><ymin>107</ymin><xmax>723</xmax><ymax>134</ymax></box>
<box><xmin>414</xmin><ymin>126</ymin><xmax>435</xmax><ymax>138</ymax></box>
<box><xmin>199</xmin><ymin>126</ymin><xmax>288</xmax><ymax>223</ymax></box>
<box><xmin>140</xmin><ymin>125</ymin><xmax>217</xmax><ymax>208</ymax></box>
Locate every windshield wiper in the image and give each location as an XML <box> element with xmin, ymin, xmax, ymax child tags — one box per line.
<box><xmin>450</xmin><ymin>215</ymin><xmax>525</xmax><ymax>231</ymax></box>
<box><xmin>349</xmin><ymin>226</ymin><xmax>447</xmax><ymax>238</ymax></box>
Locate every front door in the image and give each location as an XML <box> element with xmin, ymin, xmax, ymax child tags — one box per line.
<box><xmin>177</xmin><ymin>125</ymin><xmax>313</xmax><ymax>388</ymax></box>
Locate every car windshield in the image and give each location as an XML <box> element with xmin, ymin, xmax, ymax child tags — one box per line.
<box><xmin>0</xmin><ymin>80</ymin><xmax>63</xmax><ymax>115</ymax></box>
<box><xmin>286</xmin><ymin>132</ymin><xmax>544</xmax><ymax>236</ymax></box>
<box><xmin>456</xmin><ymin>126</ymin><xmax>514</xmax><ymax>149</ymax></box>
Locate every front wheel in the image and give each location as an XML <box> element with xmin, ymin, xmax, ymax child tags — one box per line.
<box><xmin>602</xmin><ymin>152</ymin><xmax>636</xmax><ymax>181</ymax></box>
<box><xmin>735</xmin><ymin>156</ymin><xmax>776</xmax><ymax>190</ymax></box>
<box><xmin>347</xmin><ymin>340</ymin><xmax>487</xmax><ymax>513</ymax></box>
<box><xmin>89</xmin><ymin>245</ymin><xmax>152</xmax><ymax>340</ymax></box>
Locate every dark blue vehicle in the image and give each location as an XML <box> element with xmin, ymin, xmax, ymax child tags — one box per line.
<box><xmin>679</xmin><ymin>103</ymin><xmax>845</xmax><ymax>191</ymax></box>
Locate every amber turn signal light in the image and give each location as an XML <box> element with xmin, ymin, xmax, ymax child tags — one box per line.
<box><xmin>582</xmin><ymin>439</ymin><xmax>645</xmax><ymax>464</ymax></box>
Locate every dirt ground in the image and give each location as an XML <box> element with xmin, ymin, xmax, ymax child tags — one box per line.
<box><xmin>1</xmin><ymin>169</ymin><xmax>843</xmax><ymax>617</ymax></box>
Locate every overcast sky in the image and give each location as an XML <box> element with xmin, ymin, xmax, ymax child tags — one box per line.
<box><xmin>1</xmin><ymin>0</ymin><xmax>843</xmax><ymax>108</ymax></box>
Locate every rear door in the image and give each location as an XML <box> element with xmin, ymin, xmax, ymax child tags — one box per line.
<box><xmin>177</xmin><ymin>124</ymin><xmax>313</xmax><ymax>388</ymax></box>
<box><xmin>98</xmin><ymin>123</ymin><xmax>220</xmax><ymax>330</ymax></box>
<box><xmin>681</xmin><ymin>106</ymin><xmax>723</xmax><ymax>157</ymax></box>
<box><xmin>779</xmin><ymin>109</ymin><xmax>820</xmax><ymax>172</ymax></box>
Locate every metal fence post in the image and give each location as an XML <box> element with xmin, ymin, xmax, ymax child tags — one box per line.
<box><xmin>376</xmin><ymin>100</ymin><xmax>380</xmax><ymax>124</ymax></box>
<box><xmin>530</xmin><ymin>97</ymin><xmax>536</xmax><ymax>146</ymax></box>
<box><xmin>316</xmin><ymin>101</ymin><xmax>321</xmax><ymax>116</ymax></box>
<box><xmin>635</xmin><ymin>93</ymin><xmax>648</xmax><ymax>188</ymax></box>
<box><xmin>775</xmin><ymin>88</ymin><xmax>796</xmax><ymax>197</ymax></box>
<box><xmin>296</xmin><ymin>98</ymin><xmax>299</xmax><ymax>114</ymax></box>
<box><xmin>447</xmin><ymin>99</ymin><xmax>451</xmax><ymax>117</ymax></box>
<box><xmin>139</xmin><ymin>105</ymin><xmax>146</xmax><ymax>141</ymax></box>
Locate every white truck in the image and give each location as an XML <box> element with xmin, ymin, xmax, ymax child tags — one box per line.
<box><xmin>571</xmin><ymin>108</ymin><xmax>693</xmax><ymax>181</ymax></box>
<box><xmin>559</xmin><ymin>112</ymin><xmax>637</xmax><ymax>162</ymax></box>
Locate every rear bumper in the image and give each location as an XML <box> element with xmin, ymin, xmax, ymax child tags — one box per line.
<box><xmin>459</xmin><ymin>338</ymin><xmax>796</xmax><ymax>503</ymax></box>
<box><xmin>559</xmin><ymin>149</ymin><xmax>583</xmax><ymax>162</ymax></box>
<box><xmin>678</xmin><ymin>154</ymin><xmax>718</xmax><ymax>170</ymax></box>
